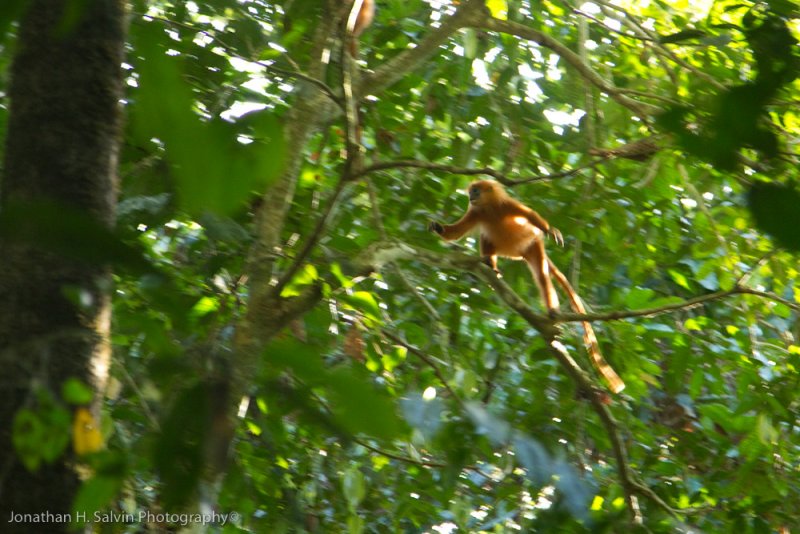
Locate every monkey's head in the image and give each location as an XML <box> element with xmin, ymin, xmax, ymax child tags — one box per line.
<box><xmin>467</xmin><ymin>180</ymin><xmax>506</xmax><ymax>206</ymax></box>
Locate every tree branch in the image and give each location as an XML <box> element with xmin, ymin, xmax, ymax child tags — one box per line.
<box><xmin>357</xmin><ymin>241</ymin><xmax>796</xmax><ymax>521</ymax></box>
<box><xmin>381</xmin><ymin>329</ymin><xmax>463</xmax><ymax>405</ymax></box>
<box><xmin>360</xmin><ymin>0</ymin><xmax>489</xmax><ymax>97</ymax></box>
<box><xmin>473</xmin><ymin>17</ymin><xmax>660</xmax><ymax>118</ymax></box>
<box><xmin>555</xmin><ymin>285</ymin><xmax>800</xmax><ymax>324</ymax></box>
<box><xmin>356</xmin><ymin>158</ymin><xmax>606</xmax><ymax>185</ymax></box>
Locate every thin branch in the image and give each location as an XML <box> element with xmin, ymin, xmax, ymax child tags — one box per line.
<box><xmin>262</xmin><ymin>64</ymin><xmax>342</xmax><ymax>107</ymax></box>
<box><xmin>133</xmin><ymin>13</ymin><xmax>343</xmax><ymax>107</ymax></box>
<box><xmin>555</xmin><ymin>285</ymin><xmax>800</xmax><ymax>324</ymax></box>
<box><xmin>473</xmin><ymin>17</ymin><xmax>660</xmax><ymax>118</ymax></box>
<box><xmin>736</xmin><ymin>251</ymin><xmax>777</xmax><ymax>286</ymax></box>
<box><xmin>594</xmin><ymin>0</ymin><xmax>726</xmax><ymax>91</ymax></box>
<box><xmin>356</xmin><ymin>158</ymin><xmax>606</xmax><ymax>185</ymax></box>
<box><xmin>353</xmin><ymin>438</ymin><xmax>446</xmax><ymax>468</ymax></box>
<box><xmin>616</xmin><ymin>88</ymin><xmax>685</xmax><ymax>106</ymax></box>
<box><xmin>270</xmin><ymin>179</ymin><xmax>348</xmax><ymax>298</ymax></box>
<box><xmin>571</xmin><ymin>6</ymin><xmax>655</xmax><ymax>42</ymax></box>
<box><xmin>382</xmin><ymin>330</ymin><xmax>462</xmax><ymax>405</ymax></box>
<box><xmin>360</xmin><ymin>0</ymin><xmax>489</xmax><ymax>97</ymax></box>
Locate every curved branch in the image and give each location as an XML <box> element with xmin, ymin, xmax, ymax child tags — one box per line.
<box><xmin>473</xmin><ymin>17</ymin><xmax>661</xmax><ymax>118</ymax></box>
<box><xmin>594</xmin><ymin>0</ymin><xmax>726</xmax><ymax>91</ymax></box>
<box><xmin>360</xmin><ymin>0</ymin><xmax>488</xmax><ymax>97</ymax></box>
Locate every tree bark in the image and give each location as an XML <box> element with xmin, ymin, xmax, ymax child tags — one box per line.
<box><xmin>0</xmin><ymin>1</ymin><xmax>125</xmax><ymax>530</ymax></box>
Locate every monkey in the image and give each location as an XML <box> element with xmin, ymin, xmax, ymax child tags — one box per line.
<box><xmin>347</xmin><ymin>0</ymin><xmax>375</xmax><ymax>56</ymax></box>
<box><xmin>429</xmin><ymin>180</ymin><xmax>625</xmax><ymax>394</ymax></box>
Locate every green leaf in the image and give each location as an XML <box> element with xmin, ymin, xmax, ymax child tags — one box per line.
<box><xmin>326</xmin><ymin>369</ymin><xmax>403</xmax><ymax>440</ymax></box>
<box><xmin>668</xmin><ymin>269</ymin><xmax>691</xmax><ymax>290</ymax></box>
<box><xmin>624</xmin><ymin>287</ymin><xmax>655</xmax><ymax>308</ymax></box>
<box><xmin>72</xmin><ymin>473</ymin><xmax>124</xmax><ymax>524</ymax></box>
<box><xmin>342</xmin><ymin>466</ymin><xmax>367</xmax><ymax>512</ymax></box>
<box><xmin>266</xmin><ymin>339</ymin><xmax>403</xmax><ymax>439</ymax></box>
<box><xmin>62</xmin><ymin>378</ymin><xmax>94</xmax><ymax>405</ymax></box>
<box><xmin>338</xmin><ymin>291</ymin><xmax>383</xmax><ymax>325</ymax></box>
<box><xmin>0</xmin><ymin>200</ymin><xmax>155</xmax><ymax>274</ymax></box>
<box><xmin>281</xmin><ymin>264</ymin><xmax>319</xmax><ymax>298</ymax></box>
<box><xmin>463</xmin><ymin>28</ymin><xmax>478</xmax><ymax>59</ymax></box>
<box><xmin>12</xmin><ymin>409</ymin><xmax>44</xmax><ymax>471</ymax></box>
<box><xmin>154</xmin><ymin>382</ymin><xmax>210</xmax><ymax>507</ymax></box>
<box><xmin>131</xmin><ymin>24</ymin><xmax>284</xmax><ymax>216</ymax></box>
<box><xmin>401</xmin><ymin>394</ymin><xmax>443</xmax><ymax>440</ymax></box>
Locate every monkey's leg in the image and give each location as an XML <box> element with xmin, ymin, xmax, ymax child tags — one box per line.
<box><xmin>523</xmin><ymin>240</ymin><xmax>559</xmax><ymax>313</ymax></box>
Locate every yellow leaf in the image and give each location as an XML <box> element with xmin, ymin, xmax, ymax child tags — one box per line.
<box><xmin>486</xmin><ymin>0</ymin><xmax>508</xmax><ymax>20</ymax></box>
<box><xmin>684</xmin><ymin>318</ymin><xmax>702</xmax><ymax>331</ymax></box>
<box><xmin>72</xmin><ymin>407</ymin><xmax>103</xmax><ymax>456</ymax></box>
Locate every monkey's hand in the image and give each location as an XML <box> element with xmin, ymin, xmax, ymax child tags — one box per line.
<box><xmin>428</xmin><ymin>221</ymin><xmax>444</xmax><ymax>234</ymax></box>
<box><xmin>548</xmin><ymin>227</ymin><xmax>564</xmax><ymax>246</ymax></box>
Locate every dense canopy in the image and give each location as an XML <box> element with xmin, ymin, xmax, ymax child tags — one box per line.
<box><xmin>2</xmin><ymin>0</ymin><xmax>800</xmax><ymax>532</ymax></box>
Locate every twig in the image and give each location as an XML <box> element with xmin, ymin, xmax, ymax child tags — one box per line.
<box><xmin>381</xmin><ymin>330</ymin><xmax>462</xmax><ymax>405</ymax></box>
<box><xmin>353</xmin><ymin>438</ymin><xmax>446</xmax><ymax>468</ymax></box>
<box><xmin>736</xmin><ymin>251</ymin><xmax>777</xmax><ymax>286</ymax></box>
<box><xmin>270</xmin><ymin>179</ymin><xmax>348</xmax><ymax>298</ymax></box>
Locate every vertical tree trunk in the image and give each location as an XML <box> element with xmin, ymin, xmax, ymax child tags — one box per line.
<box><xmin>0</xmin><ymin>1</ymin><xmax>125</xmax><ymax>530</ymax></box>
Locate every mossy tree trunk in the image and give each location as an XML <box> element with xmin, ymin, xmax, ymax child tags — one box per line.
<box><xmin>0</xmin><ymin>1</ymin><xmax>125</xmax><ymax>530</ymax></box>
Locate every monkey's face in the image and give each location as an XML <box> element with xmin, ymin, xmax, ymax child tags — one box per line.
<box><xmin>468</xmin><ymin>181</ymin><xmax>499</xmax><ymax>206</ymax></box>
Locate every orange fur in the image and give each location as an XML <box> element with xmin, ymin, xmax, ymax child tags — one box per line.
<box><xmin>431</xmin><ymin>180</ymin><xmax>624</xmax><ymax>393</ymax></box>
<box><xmin>347</xmin><ymin>0</ymin><xmax>375</xmax><ymax>56</ymax></box>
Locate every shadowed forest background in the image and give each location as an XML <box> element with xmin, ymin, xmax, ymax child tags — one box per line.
<box><xmin>1</xmin><ymin>0</ymin><xmax>800</xmax><ymax>532</ymax></box>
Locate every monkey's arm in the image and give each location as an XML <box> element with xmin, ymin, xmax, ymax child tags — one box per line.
<box><xmin>518</xmin><ymin>205</ymin><xmax>564</xmax><ymax>246</ymax></box>
<box><xmin>429</xmin><ymin>210</ymin><xmax>478</xmax><ymax>241</ymax></box>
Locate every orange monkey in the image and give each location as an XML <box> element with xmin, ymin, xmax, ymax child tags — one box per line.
<box><xmin>347</xmin><ymin>0</ymin><xmax>375</xmax><ymax>56</ymax></box>
<box><xmin>430</xmin><ymin>180</ymin><xmax>625</xmax><ymax>393</ymax></box>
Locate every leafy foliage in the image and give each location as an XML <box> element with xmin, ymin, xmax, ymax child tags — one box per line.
<box><xmin>3</xmin><ymin>0</ymin><xmax>800</xmax><ymax>532</ymax></box>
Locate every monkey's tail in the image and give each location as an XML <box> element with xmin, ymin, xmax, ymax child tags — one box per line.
<box><xmin>548</xmin><ymin>260</ymin><xmax>625</xmax><ymax>394</ymax></box>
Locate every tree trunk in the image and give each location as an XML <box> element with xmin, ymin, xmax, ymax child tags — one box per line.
<box><xmin>0</xmin><ymin>1</ymin><xmax>125</xmax><ymax>530</ymax></box>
